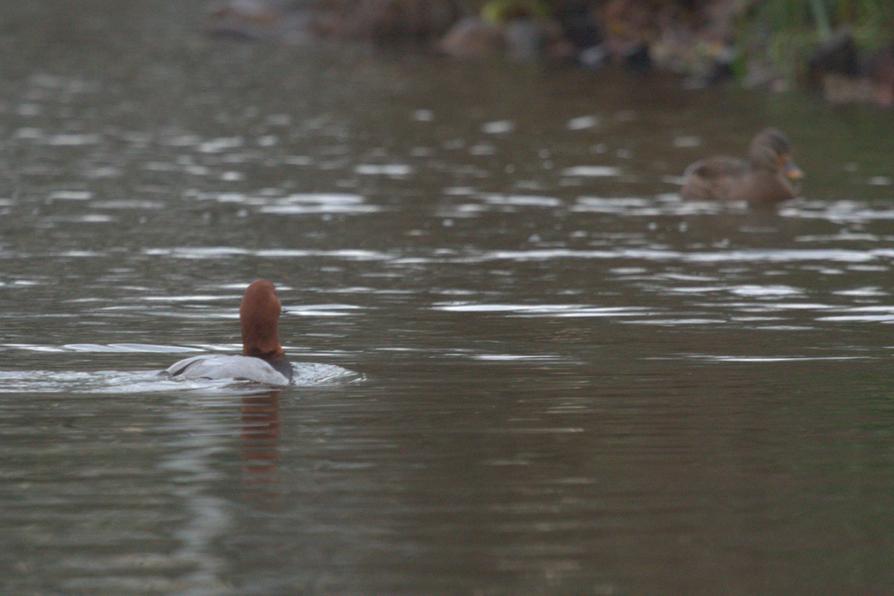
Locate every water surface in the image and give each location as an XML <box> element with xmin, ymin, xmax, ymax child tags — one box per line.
<box><xmin>2</xmin><ymin>1</ymin><xmax>894</xmax><ymax>593</ymax></box>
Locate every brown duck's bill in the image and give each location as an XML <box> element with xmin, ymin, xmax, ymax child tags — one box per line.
<box><xmin>784</xmin><ymin>160</ymin><xmax>805</xmax><ymax>181</ymax></box>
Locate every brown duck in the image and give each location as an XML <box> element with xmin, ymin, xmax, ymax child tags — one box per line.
<box><xmin>681</xmin><ymin>128</ymin><xmax>804</xmax><ymax>204</ymax></box>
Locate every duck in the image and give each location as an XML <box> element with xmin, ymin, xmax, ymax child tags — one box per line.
<box><xmin>165</xmin><ymin>279</ymin><xmax>294</xmax><ymax>386</ymax></box>
<box><xmin>681</xmin><ymin>128</ymin><xmax>804</xmax><ymax>204</ymax></box>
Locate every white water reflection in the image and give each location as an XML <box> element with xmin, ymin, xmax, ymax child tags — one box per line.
<box><xmin>47</xmin><ymin>190</ymin><xmax>93</xmax><ymax>201</ymax></box>
<box><xmin>481</xmin><ymin>120</ymin><xmax>515</xmax><ymax>134</ymax></box>
<box><xmin>561</xmin><ymin>166</ymin><xmax>620</xmax><ymax>177</ymax></box>
<box><xmin>61</xmin><ymin>343</ymin><xmax>205</xmax><ymax>353</ymax></box>
<box><xmin>354</xmin><ymin>164</ymin><xmax>413</xmax><ymax>176</ymax></box>
<box><xmin>453</xmin><ymin>248</ymin><xmax>894</xmax><ymax>264</ymax></box>
<box><xmin>680</xmin><ymin>354</ymin><xmax>873</xmax><ymax>362</ymax></box>
<box><xmin>834</xmin><ymin>287</ymin><xmax>886</xmax><ymax>297</ymax></box>
<box><xmin>287</xmin><ymin>304</ymin><xmax>364</xmax><ymax>317</ymax></box>
<box><xmin>725</xmin><ymin>285</ymin><xmax>802</xmax><ymax>297</ymax></box>
<box><xmin>482</xmin><ymin>194</ymin><xmax>562</xmax><ymax>208</ymax></box>
<box><xmin>471</xmin><ymin>353</ymin><xmax>563</xmax><ymax>362</ymax></box>
<box><xmin>433</xmin><ymin>302</ymin><xmax>654</xmax><ymax>318</ymax></box>
<box><xmin>782</xmin><ymin>200</ymin><xmax>894</xmax><ymax>222</ymax></box>
<box><xmin>817</xmin><ymin>305</ymin><xmax>894</xmax><ymax>322</ymax></box>
<box><xmin>566</xmin><ymin>115</ymin><xmax>599</xmax><ymax>130</ymax></box>
<box><xmin>142</xmin><ymin>248</ymin><xmax>391</xmax><ymax>260</ymax></box>
<box><xmin>259</xmin><ymin>193</ymin><xmax>380</xmax><ymax>215</ymax></box>
<box><xmin>90</xmin><ymin>200</ymin><xmax>165</xmax><ymax>210</ymax></box>
<box><xmin>44</xmin><ymin>133</ymin><xmax>101</xmax><ymax>146</ymax></box>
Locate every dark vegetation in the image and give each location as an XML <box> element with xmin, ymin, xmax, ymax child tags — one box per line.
<box><xmin>207</xmin><ymin>0</ymin><xmax>894</xmax><ymax>106</ymax></box>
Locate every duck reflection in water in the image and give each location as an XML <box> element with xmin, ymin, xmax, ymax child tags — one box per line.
<box><xmin>681</xmin><ymin>128</ymin><xmax>805</xmax><ymax>205</ymax></box>
<box><xmin>241</xmin><ymin>390</ymin><xmax>282</xmax><ymax>505</ymax></box>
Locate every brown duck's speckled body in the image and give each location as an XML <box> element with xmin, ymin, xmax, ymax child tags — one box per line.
<box><xmin>681</xmin><ymin>128</ymin><xmax>804</xmax><ymax>205</ymax></box>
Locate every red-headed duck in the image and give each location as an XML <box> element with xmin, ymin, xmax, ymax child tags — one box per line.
<box><xmin>165</xmin><ymin>280</ymin><xmax>294</xmax><ymax>386</ymax></box>
<box><xmin>681</xmin><ymin>128</ymin><xmax>804</xmax><ymax>204</ymax></box>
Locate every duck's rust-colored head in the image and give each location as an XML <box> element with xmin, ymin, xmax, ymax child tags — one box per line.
<box><xmin>240</xmin><ymin>279</ymin><xmax>284</xmax><ymax>360</ymax></box>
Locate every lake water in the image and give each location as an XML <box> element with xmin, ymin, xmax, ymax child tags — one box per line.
<box><xmin>2</xmin><ymin>1</ymin><xmax>894</xmax><ymax>593</ymax></box>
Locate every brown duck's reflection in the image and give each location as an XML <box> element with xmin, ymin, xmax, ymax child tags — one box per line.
<box><xmin>240</xmin><ymin>390</ymin><xmax>282</xmax><ymax>504</ymax></box>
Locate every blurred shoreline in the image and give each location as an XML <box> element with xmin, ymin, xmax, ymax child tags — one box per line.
<box><xmin>205</xmin><ymin>0</ymin><xmax>894</xmax><ymax>108</ymax></box>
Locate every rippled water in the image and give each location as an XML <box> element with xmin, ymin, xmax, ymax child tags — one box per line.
<box><xmin>2</xmin><ymin>1</ymin><xmax>894</xmax><ymax>593</ymax></box>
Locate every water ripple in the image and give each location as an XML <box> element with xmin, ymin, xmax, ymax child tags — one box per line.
<box><xmin>142</xmin><ymin>248</ymin><xmax>391</xmax><ymax>261</ymax></box>
<box><xmin>432</xmin><ymin>303</ymin><xmax>654</xmax><ymax>318</ymax></box>
<box><xmin>0</xmin><ymin>362</ymin><xmax>362</xmax><ymax>394</ymax></box>
<box><xmin>562</xmin><ymin>166</ymin><xmax>620</xmax><ymax>177</ymax></box>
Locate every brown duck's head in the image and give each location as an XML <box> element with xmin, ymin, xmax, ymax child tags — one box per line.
<box><xmin>240</xmin><ymin>279</ymin><xmax>284</xmax><ymax>360</ymax></box>
<box><xmin>748</xmin><ymin>128</ymin><xmax>804</xmax><ymax>184</ymax></box>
